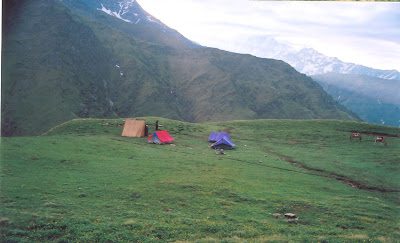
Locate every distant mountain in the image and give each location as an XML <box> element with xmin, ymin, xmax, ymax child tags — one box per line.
<box><xmin>312</xmin><ymin>73</ymin><xmax>400</xmax><ymax>127</ymax></box>
<box><xmin>230</xmin><ymin>35</ymin><xmax>400</xmax><ymax>127</ymax></box>
<box><xmin>286</xmin><ymin>48</ymin><xmax>400</xmax><ymax>80</ymax></box>
<box><xmin>1</xmin><ymin>0</ymin><xmax>358</xmax><ymax>136</ymax></box>
<box><xmin>230</xmin><ymin>36</ymin><xmax>400</xmax><ymax>80</ymax></box>
<box><xmin>226</xmin><ymin>36</ymin><xmax>296</xmax><ymax>63</ymax></box>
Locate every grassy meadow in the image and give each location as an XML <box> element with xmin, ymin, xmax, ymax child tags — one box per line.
<box><xmin>1</xmin><ymin>118</ymin><xmax>399</xmax><ymax>242</ymax></box>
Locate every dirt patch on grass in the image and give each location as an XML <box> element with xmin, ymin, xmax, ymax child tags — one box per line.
<box><xmin>286</xmin><ymin>138</ymin><xmax>298</xmax><ymax>144</ymax></box>
<box><xmin>335</xmin><ymin>178</ymin><xmax>389</xmax><ymax>192</ymax></box>
<box><xmin>0</xmin><ymin>218</ymin><xmax>10</xmax><ymax>226</ymax></box>
<box><xmin>222</xmin><ymin>126</ymin><xmax>235</xmax><ymax>134</ymax></box>
<box><xmin>376</xmin><ymin>236</ymin><xmax>395</xmax><ymax>242</ymax></box>
<box><xmin>123</xmin><ymin>219</ymin><xmax>137</xmax><ymax>225</ymax></box>
<box><xmin>343</xmin><ymin>234</ymin><xmax>369</xmax><ymax>240</ymax></box>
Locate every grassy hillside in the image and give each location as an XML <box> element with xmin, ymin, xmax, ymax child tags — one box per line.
<box><xmin>2</xmin><ymin>0</ymin><xmax>358</xmax><ymax>137</ymax></box>
<box><xmin>1</xmin><ymin>118</ymin><xmax>399</xmax><ymax>242</ymax></box>
<box><xmin>2</xmin><ymin>0</ymin><xmax>121</xmax><ymax>136</ymax></box>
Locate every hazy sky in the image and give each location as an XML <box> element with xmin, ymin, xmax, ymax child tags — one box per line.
<box><xmin>136</xmin><ymin>0</ymin><xmax>400</xmax><ymax>71</ymax></box>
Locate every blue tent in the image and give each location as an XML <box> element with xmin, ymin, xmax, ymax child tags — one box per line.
<box><xmin>208</xmin><ymin>132</ymin><xmax>230</xmax><ymax>142</ymax></box>
<box><xmin>211</xmin><ymin>136</ymin><xmax>235</xmax><ymax>149</ymax></box>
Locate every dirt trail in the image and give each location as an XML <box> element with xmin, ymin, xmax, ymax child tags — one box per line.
<box><xmin>264</xmin><ymin>149</ymin><xmax>399</xmax><ymax>193</ymax></box>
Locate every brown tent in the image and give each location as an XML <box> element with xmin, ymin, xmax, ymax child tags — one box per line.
<box><xmin>121</xmin><ymin>119</ymin><xmax>146</xmax><ymax>137</ymax></box>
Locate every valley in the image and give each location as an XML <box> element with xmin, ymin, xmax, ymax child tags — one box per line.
<box><xmin>1</xmin><ymin>1</ymin><xmax>399</xmax><ymax>241</ymax></box>
<box><xmin>1</xmin><ymin>118</ymin><xmax>399</xmax><ymax>241</ymax></box>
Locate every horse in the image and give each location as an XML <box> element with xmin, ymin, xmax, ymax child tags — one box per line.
<box><xmin>374</xmin><ymin>136</ymin><xmax>387</xmax><ymax>146</ymax></box>
<box><xmin>350</xmin><ymin>132</ymin><xmax>362</xmax><ymax>141</ymax></box>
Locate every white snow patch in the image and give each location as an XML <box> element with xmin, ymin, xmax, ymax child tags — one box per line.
<box><xmin>116</xmin><ymin>64</ymin><xmax>120</xmax><ymax>68</ymax></box>
<box><xmin>323</xmin><ymin>63</ymin><xmax>334</xmax><ymax>73</ymax></box>
<box><xmin>379</xmin><ymin>70</ymin><xmax>397</xmax><ymax>80</ymax></box>
<box><xmin>135</xmin><ymin>18</ymin><xmax>140</xmax><ymax>24</ymax></box>
<box><xmin>120</xmin><ymin>71</ymin><xmax>124</xmax><ymax>76</ymax></box>
<box><xmin>98</xmin><ymin>4</ymin><xmax>131</xmax><ymax>23</ymax></box>
<box><xmin>146</xmin><ymin>16</ymin><xmax>156</xmax><ymax>23</ymax></box>
<box><xmin>99</xmin><ymin>4</ymin><xmax>112</xmax><ymax>15</ymax></box>
<box><xmin>301</xmin><ymin>63</ymin><xmax>319</xmax><ymax>75</ymax></box>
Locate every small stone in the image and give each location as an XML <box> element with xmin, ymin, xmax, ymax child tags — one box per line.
<box><xmin>284</xmin><ymin>213</ymin><xmax>297</xmax><ymax>218</ymax></box>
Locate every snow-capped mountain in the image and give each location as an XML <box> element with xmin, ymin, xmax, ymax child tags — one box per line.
<box><xmin>230</xmin><ymin>35</ymin><xmax>400</xmax><ymax>126</ymax></box>
<box><xmin>61</xmin><ymin>0</ymin><xmax>198</xmax><ymax>48</ymax></box>
<box><xmin>283</xmin><ymin>48</ymin><xmax>400</xmax><ymax>80</ymax></box>
<box><xmin>62</xmin><ymin>0</ymin><xmax>162</xmax><ymax>26</ymax></box>
<box><xmin>228</xmin><ymin>36</ymin><xmax>296</xmax><ymax>61</ymax></box>
<box><xmin>229</xmin><ymin>35</ymin><xmax>400</xmax><ymax>80</ymax></box>
<box><xmin>95</xmin><ymin>0</ymin><xmax>166</xmax><ymax>28</ymax></box>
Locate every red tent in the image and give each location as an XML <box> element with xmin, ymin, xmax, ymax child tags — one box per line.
<box><xmin>147</xmin><ymin>131</ymin><xmax>174</xmax><ymax>144</ymax></box>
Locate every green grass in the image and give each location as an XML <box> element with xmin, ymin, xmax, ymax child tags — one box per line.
<box><xmin>1</xmin><ymin>118</ymin><xmax>399</xmax><ymax>242</ymax></box>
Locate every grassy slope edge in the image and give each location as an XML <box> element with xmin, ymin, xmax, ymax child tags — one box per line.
<box><xmin>1</xmin><ymin>118</ymin><xmax>399</xmax><ymax>242</ymax></box>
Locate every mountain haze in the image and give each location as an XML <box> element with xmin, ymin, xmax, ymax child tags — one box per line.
<box><xmin>230</xmin><ymin>35</ymin><xmax>400</xmax><ymax>80</ymax></box>
<box><xmin>312</xmin><ymin>73</ymin><xmax>400</xmax><ymax>127</ymax></box>
<box><xmin>2</xmin><ymin>0</ymin><xmax>358</xmax><ymax>136</ymax></box>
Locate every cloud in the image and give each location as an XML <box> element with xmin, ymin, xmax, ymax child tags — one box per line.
<box><xmin>137</xmin><ymin>0</ymin><xmax>400</xmax><ymax>71</ymax></box>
